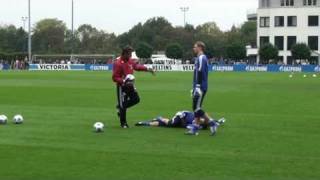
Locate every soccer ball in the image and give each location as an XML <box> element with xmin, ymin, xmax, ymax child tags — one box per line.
<box><xmin>124</xmin><ymin>74</ymin><xmax>135</xmax><ymax>86</ymax></box>
<box><xmin>93</xmin><ymin>122</ymin><xmax>104</xmax><ymax>132</ymax></box>
<box><xmin>303</xmin><ymin>74</ymin><xmax>307</xmax><ymax>78</ymax></box>
<box><xmin>313</xmin><ymin>74</ymin><xmax>317</xmax><ymax>78</ymax></box>
<box><xmin>0</xmin><ymin>115</ymin><xmax>8</xmax><ymax>125</ymax></box>
<box><xmin>289</xmin><ymin>74</ymin><xmax>293</xmax><ymax>78</ymax></box>
<box><xmin>125</xmin><ymin>74</ymin><xmax>135</xmax><ymax>82</ymax></box>
<box><xmin>13</xmin><ymin>115</ymin><xmax>24</xmax><ymax>124</ymax></box>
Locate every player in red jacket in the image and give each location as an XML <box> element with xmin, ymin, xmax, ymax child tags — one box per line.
<box><xmin>112</xmin><ymin>46</ymin><xmax>155</xmax><ymax>128</ymax></box>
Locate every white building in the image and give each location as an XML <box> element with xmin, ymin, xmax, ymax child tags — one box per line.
<box><xmin>248</xmin><ymin>0</ymin><xmax>320</xmax><ymax>64</ymax></box>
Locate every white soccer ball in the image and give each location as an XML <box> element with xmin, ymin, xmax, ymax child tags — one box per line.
<box><xmin>313</xmin><ymin>74</ymin><xmax>317</xmax><ymax>78</ymax></box>
<box><xmin>125</xmin><ymin>74</ymin><xmax>135</xmax><ymax>81</ymax></box>
<box><xmin>0</xmin><ymin>115</ymin><xmax>8</xmax><ymax>125</ymax></box>
<box><xmin>124</xmin><ymin>74</ymin><xmax>135</xmax><ymax>86</ymax></box>
<box><xmin>303</xmin><ymin>74</ymin><xmax>307</xmax><ymax>78</ymax></box>
<box><xmin>13</xmin><ymin>115</ymin><xmax>24</xmax><ymax>124</ymax></box>
<box><xmin>93</xmin><ymin>122</ymin><xmax>104</xmax><ymax>132</ymax></box>
<box><xmin>289</xmin><ymin>74</ymin><xmax>293</xmax><ymax>78</ymax></box>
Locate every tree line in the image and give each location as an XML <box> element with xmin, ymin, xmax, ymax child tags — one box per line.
<box><xmin>0</xmin><ymin>17</ymin><xmax>257</xmax><ymax>61</ymax></box>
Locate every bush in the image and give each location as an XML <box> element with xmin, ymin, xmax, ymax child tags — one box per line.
<box><xmin>259</xmin><ymin>43</ymin><xmax>279</xmax><ymax>64</ymax></box>
<box><xmin>135</xmin><ymin>42</ymin><xmax>153</xmax><ymax>59</ymax></box>
<box><xmin>165</xmin><ymin>43</ymin><xmax>183</xmax><ymax>59</ymax></box>
<box><xmin>291</xmin><ymin>43</ymin><xmax>311</xmax><ymax>60</ymax></box>
<box><xmin>226</xmin><ymin>43</ymin><xmax>246</xmax><ymax>60</ymax></box>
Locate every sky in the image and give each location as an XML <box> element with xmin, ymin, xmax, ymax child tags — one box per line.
<box><xmin>0</xmin><ymin>0</ymin><xmax>258</xmax><ymax>34</ymax></box>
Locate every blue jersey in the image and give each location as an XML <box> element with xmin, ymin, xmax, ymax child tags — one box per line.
<box><xmin>193</xmin><ymin>54</ymin><xmax>209</xmax><ymax>91</ymax></box>
<box><xmin>183</xmin><ymin>111</ymin><xmax>195</xmax><ymax>125</ymax></box>
<box><xmin>171</xmin><ymin>111</ymin><xmax>195</xmax><ymax>127</ymax></box>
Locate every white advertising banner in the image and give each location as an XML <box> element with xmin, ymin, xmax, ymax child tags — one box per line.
<box><xmin>29</xmin><ymin>64</ymin><xmax>85</xmax><ymax>71</ymax></box>
<box><xmin>147</xmin><ymin>64</ymin><xmax>195</xmax><ymax>72</ymax></box>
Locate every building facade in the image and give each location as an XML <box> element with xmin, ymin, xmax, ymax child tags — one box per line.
<box><xmin>251</xmin><ymin>0</ymin><xmax>320</xmax><ymax>64</ymax></box>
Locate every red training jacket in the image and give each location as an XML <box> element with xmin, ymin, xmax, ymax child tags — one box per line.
<box><xmin>112</xmin><ymin>57</ymin><xmax>148</xmax><ymax>86</ymax></box>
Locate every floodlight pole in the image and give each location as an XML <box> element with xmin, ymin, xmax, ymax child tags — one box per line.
<box><xmin>21</xmin><ymin>17</ymin><xmax>28</xmax><ymax>52</ymax></box>
<box><xmin>71</xmin><ymin>0</ymin><xmax>74</xmax><ymax>60</ymax></box>
<box><xmin>28</xmin><ymin>0</ymin><xmax>32</xmax><ymax>62</ymax></box>
<box><xmin>180</xmin><ymin>7</ymin><xmax>189</xmax><ymax>27</ymax></box>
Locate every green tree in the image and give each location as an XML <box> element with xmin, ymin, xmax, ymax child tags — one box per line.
<box><xmin>63</xmin><ymin>30</ymin><xmax>80</xmax><ymax>54</ymax></box>
<box><xmin>226</xmin><ymin>43</ymin><xmax>247</xmax><ymax>60</ymax></box>
<box><xmin>77</xmin><ymin>24</ymin><xmax>119</xmax><ymax>54</ymax></box>
<box><xmin>77</xmin><ymin>24</ymin><xmax>99</xmax><ymax>53</ymax></box>
<box><xmin>170</xmin><ymin>26</ymin><xmax>195</xmax><ymax>60</ymax></box>
<box><xmin>259</xmin><ymin>43</ymin><xmax>279</xmax><ymax>64</ymax></box>
<box><xmin>240</xmin><ymin>21</ymin><xmax>257</xmax><ymax>47</ymax></box>
<box><xmin>0</xmin><ymin>25</ymin><xmax>27</xmax><ymax>53</ymax></box>
<box><xmin>223</xmin><ymin>22</ymin><xmax>257</xmax><ymax>59</ymax></box>
<box><xmin>184</xmin><ymin>24</ymin><xmax>196</xmax><ymax>33</ymax></box>
<box><xmin>0</xmin><ymin>17</ymin><xmax>259</xmax><ymax>61</ymax></box>
<box><xmin>143</xmin><ymin>17</ymin><xmax>173</xmax><ymax>49</ymax></box>
<box><xmin>117</xmin><ymin>17</ymin><xmax>174</xmax><ymax>51</ymax></box>
<box><xmin>225</xmin><ymin>25</ymin><xmax>242</xmax><ymax>45</ymax></box>
<box><xmin>15</xmin><ymin>28</ymin><xmax>28</xmax><ymax>53</ymax></box>
<box><xmin>165</xmin><ymin>43</ymin><xmax>183</xmax><ymax>59</ymax></box>
<box><xmin>136</xmin><ymin>42</ymin><xmax>153</xmax><ymax>59</ymax></box>
<box><xmin>291</xmin><ymin>43</ymin><xmax>311</xmax><ymax>60</ymax></box>
<box><xmin>32</xmin><ymin>18</ymin><xmax>67</xmax><ymax>53</ymax></box>
<box><xmin>196</xmin><ymin>22</ymin><xmax>223</xmax><ymax>36</ymax></box>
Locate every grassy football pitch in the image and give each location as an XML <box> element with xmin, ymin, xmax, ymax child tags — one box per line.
<box><xmin>0</xmin><ymin>71</ymin><xmax>319</xmax><ymax>180</ymax></box>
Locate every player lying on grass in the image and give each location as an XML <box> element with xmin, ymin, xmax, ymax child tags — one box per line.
<box><xmin>135</xmin><ymin>111</ymin><xmax>226</xmax><ymax>135</ymax></box>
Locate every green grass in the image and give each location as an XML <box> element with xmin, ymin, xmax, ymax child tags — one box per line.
<box><xmin>0</xmin><ymin>71</ymin><xmax>319</xmax><ymax>180</ymax></box>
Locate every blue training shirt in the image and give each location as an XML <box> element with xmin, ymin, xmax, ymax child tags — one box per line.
<box><xmin>183</xmin><ymin>111</ymin><xmax>195</xmax><ymax>125</ymax></box>
<box><xmin>193</xmin><ymin>54</ymin><xmax>209</xmax><ymax>91</ymax></box>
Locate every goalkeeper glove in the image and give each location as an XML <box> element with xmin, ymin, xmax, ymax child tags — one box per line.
<box><xmin>193</xmin><ymin>84</ymin><xmax>203</xmax><ymax>97</ymax></box>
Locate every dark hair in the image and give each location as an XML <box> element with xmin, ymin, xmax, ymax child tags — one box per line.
<box><xmin>122</xmin><ymin>45</ymin><xmax>134</xmax><ymax>55</ymax></box>
<box><xmin>195</xmin><ymin>41</ymin><xmax>206</xmax><ymax>51</ymax></box>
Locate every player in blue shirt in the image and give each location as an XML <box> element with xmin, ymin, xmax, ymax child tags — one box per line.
<box><xmin>187</xmin><ymin>41</ymin><xmax>219</xmax><ymax>136</ymax></box>
<box><xmin>135</xmin><ymin>111</ymin><xmax>225</xmax><ymax>129</ymax></box>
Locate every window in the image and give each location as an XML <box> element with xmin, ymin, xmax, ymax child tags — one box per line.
<box><xmin>278</xmin><ymin>56</ymin><xmax>284</xmax><ymax>63</ymax></box>
<box><xmin>288</xmin><ymin>16</ymin><xmax>297</xmax><ymax>26</ymax></box>
<box><xmin>275</xmin><ymin>16</ymin><xmax>285</xmax><ymax>27</ymax></box>
<box><xmin>260</xmin><ymin>36</ymin><xmax>270</xmax><ymax>47</ymax></box>
<box><xmin>266</xmin><ymin>0</ymin><xmax>270</xmax><ymax>6</ymax></box>
<box><xmin>287</xmin><ymin>36</ymin><xmax>297</xmax><ymax>50</ymax></box>
<box><xmin>281</xmin><ymin>0</ymin><xmax>294</xmax><ymax>6</ymax></box>
<box><xmin>303</xmin><ymin>0</ymin><xmax>317</xmax><ymax>5</ymax></box>
<box><xmin>261</xmin><ymin>0</ymin><xmax>270</xmax><ymax>7</ymax></box>
<box><xmin>308</xmin><ymin>16</ymin><xmax>319</xmax><ymax>26</ymax></box>
<box><xmin>287</xmin><ymin>56</ymin><xmax>294</xmax><ymax>65</ymax></box>
<box><xmin>309</xmin><ymin>56</ymin><xmax>318</xmax><ymax>65</ymax></box>
<box><xmin>260</xmin><ymin>17</ymin><xmax>270</xmax><ymax>27</ymax></box>
<box><xmin>289</xmin><ymin>0</ymin><xmax>295</xmax><ymax>6</ymax></box>
<box><xmin>275</xmin><ymin>36</ymin><xmax>284</xmax><ymax>50</ymax></box>
<box><xmin>308</xmin><ymin>36</ymin><xmax>319</xmax><ymax>50</ymax></box>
